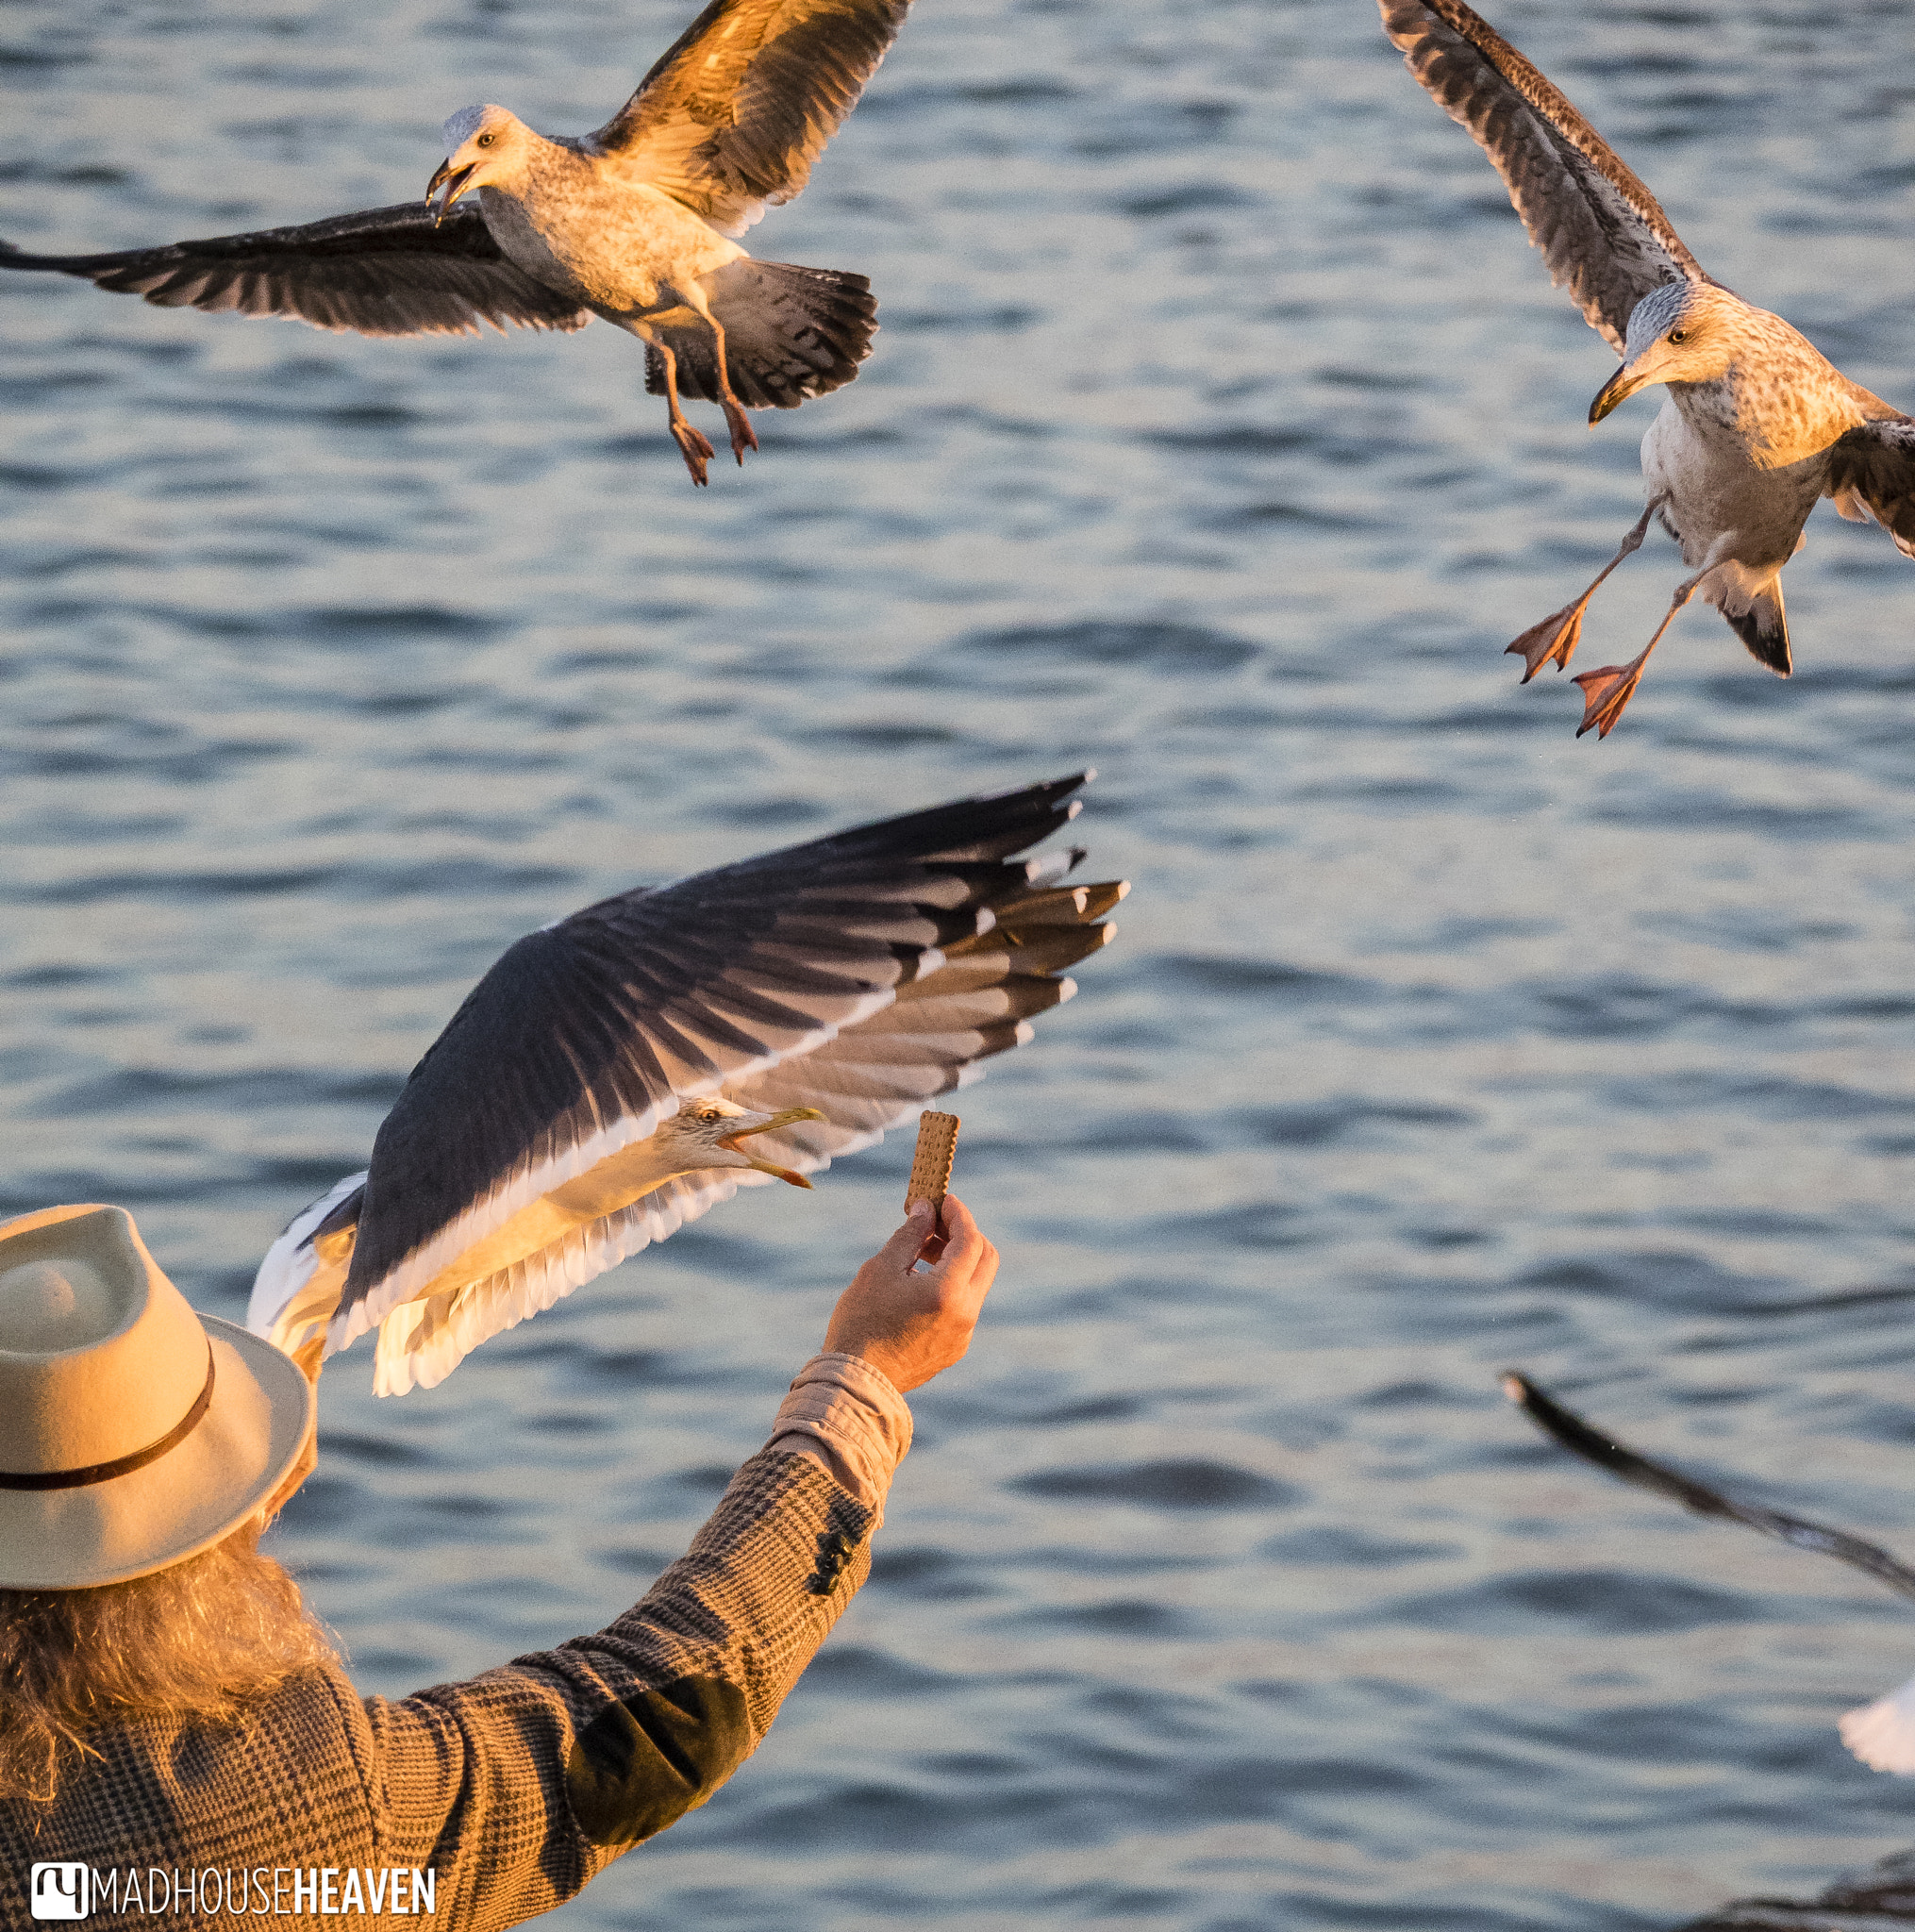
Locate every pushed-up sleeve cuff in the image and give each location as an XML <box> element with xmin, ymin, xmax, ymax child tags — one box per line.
<box><xmin>764</xmin><ymin>1351</ymin><xmax>913</xmax><ymax>1519</ymax></box>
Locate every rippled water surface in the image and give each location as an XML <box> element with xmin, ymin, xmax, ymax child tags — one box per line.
<box><xmin>8</xmin><ymin>0</ymin><xmax>1915</xmax><ymax>1924</ymax></box>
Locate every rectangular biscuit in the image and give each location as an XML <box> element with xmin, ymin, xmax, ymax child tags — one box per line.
<box><xmin>906</xmin><ymin>1110</ymin><xmax>959</xmax><ymax>1208</ymax></box>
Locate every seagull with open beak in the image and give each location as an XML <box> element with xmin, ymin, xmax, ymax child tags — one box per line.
<box><xmin>2</xmin><ymin>0</ymin><xmax>913</xmax><ymax>486</ymax></box>
<box><xmin>425</xmin><ymin>152</ymin><xmax>475</xmax><ymax>224</ymax></box>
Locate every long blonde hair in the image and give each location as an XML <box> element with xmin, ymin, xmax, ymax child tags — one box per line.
<box><xmin>0</xmin><ymin>1524</ymin><xmax>336</xmax><ymax>1806</ymax></box>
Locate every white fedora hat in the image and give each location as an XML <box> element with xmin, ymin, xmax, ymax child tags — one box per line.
<box><xmin>0</xmin><ymin>1204</ymin><xmax>314</xmax><ymax>1590</ymax></box>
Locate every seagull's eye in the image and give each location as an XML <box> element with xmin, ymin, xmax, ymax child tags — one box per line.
<box><xmin>1668</xmin><ymin>328</ymin><xmax>1688</xmax><ymax>344</ymax></box>
<box><xmin>477</xmin><ymin>132</ymin><xmax>494</xmax><ymax>148</ymax></box>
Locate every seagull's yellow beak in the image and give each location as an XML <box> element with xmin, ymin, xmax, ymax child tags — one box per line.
<box><xmin>719</xmin><ymin>1107</ymin><xmax>825</xmax><ymax>1190</ymax></box>
<box><xmin>1589</xmin><ymin>360</ymin><xmax>1650</xmax><ymax>425</ymax></box>
<box><xmin>426</xmin><ymin>158</ymin><xmax>476</xmax><ymax>223</ymax></box>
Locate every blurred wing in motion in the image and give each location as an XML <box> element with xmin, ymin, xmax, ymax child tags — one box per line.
<box><xmin>1378</xmin><ymin>0</ymin><xmax>1707</xmax><ymax>352</ymax></box>
<box><xmin>374</xmin><ymin>862</ymin><xmax>1125</xmax><ymax>1394</ymax></box>
<box><xmin>1505</xmin><ymin>1372</ymin><xmax>1915</xmax><ymax>1603</ymax></box>
<box><xmin>1841</xmin><ymin>1675</ymin><xmax>1915</xmax><ymax>1775</ymax></box>
<box><xmin>589</xmin><ymin>0</ymin><xmax>911</xmax><ymax>236</ymax></box>
<box><xmin>369</xmin><ymin>1168</ymin><xmax>746</xmax><ymax>1395</ymax></box>
<box><xmin>1507</xmin><ymin>1372</ymin><xmax>1915</xmax><ymax>1775</ymax></box>
<box><xmin>0</xmin><ymin>205</ymin><xmax>595</xmax><ymax>338</ymax></box>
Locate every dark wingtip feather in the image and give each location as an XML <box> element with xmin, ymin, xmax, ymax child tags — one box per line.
<box><xmin>738</xmin><ymin>774</ymin><xmax>1091</xmax><ymax>872</ymax></box>
<box><xmin>0</xmin><ymin>238</ymin><xmax>103</xmax><ymax>273</ymax></box>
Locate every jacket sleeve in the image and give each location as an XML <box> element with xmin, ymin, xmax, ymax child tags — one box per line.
<box><xmin>354</xmin><ymin>1356</ymin><xmax>910</xmax><ymax>1932</ymax></box>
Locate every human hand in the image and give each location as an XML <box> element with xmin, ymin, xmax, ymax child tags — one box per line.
<box><xmin>823</xmin><ymin>1193</ymin><xmax>999</xmax><ymax>1394</ymax></box>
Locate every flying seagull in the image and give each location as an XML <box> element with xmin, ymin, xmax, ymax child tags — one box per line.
<box><xmin>1380</xmin><ymin>0</ymin><xmax>1915</xmax><ymax>736</ymax></box>
<box><xmin>0</xmin><ymin>0</ymin><xmax>911</xmax><ymax>486</ymax></box>
<box><xmin>247</xmin><ymin>775</ymin><xmax>1124</xmax><ymax>1396</ymax></box>
<box><xmin>1507</xmin><ymin>1372</ymin><xmax>1915</xmax><ymax>1774</ymax></box>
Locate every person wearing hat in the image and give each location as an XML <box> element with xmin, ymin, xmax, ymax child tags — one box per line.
<box><xmin>0</xmin><ymin>1194</ymin><xmax>996</xmax><ymax>1928</ymax></box>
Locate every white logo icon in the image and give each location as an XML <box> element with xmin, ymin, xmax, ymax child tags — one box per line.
<box><xmin>29</xmin><ymin>1863</ymin><xmax>90</xmax><ymax>1921</ymax></box>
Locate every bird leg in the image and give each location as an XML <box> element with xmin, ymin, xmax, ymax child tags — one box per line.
<box><xmin>1506</xmin><ymin>501</ymin><xmax>1657</xmax><ymax>681</ymax></box>
<box><xmin>1571</xmin><ymin>566</ymin><xmax>1705</xmax><ymax>739</ymax></box>
<box><xmin>706</xmin><ymin>319</ymin><xmax>758</xmax><ymax>467</ymax></box>
<box><xmin>677</xmin><ymin>282</ymin><xmax>758</xmax><ymax>467</ymax></box>
<box><xmin>643</xmin><ymin>333</ymin><xmax>716</xmax><ymax>487</ymax></box>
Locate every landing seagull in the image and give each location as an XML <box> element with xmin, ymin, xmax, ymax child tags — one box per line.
<box><xmin>1507</xmin><ymin>1373</ymin><xmax>1915</xmax><ymax>1774</ymax></box>
<box><xmin>247</xmin><ymin>775</ymin><xmax>1124</xmax><ymax>1396</ymax></box>
<box><xmin>1381</xmin><ymin>0</ymin><xmax>1915</xmax><ymax>735</ymax></box>
<box><xmin>0</xmin><ymin>0</ymin><xmax>910</xmax><ymax>486</ymax></box>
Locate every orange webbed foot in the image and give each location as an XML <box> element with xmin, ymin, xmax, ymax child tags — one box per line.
<box><xmin>1507</xmin><ymin>600</ymin><xmax>1589</xmax><ymax>682</ymax></box>
<box><xmin>671</xmin><ymin>419</ymin><xmax>716</xmax><ymax>487</ymax></box>
<box><xmin>721</xmin><ymin>399</ymin><xmax>758</xmax><ymax>466</ymax></box>
<box><xmin>1572</xmin><ymin>649</ymin><xmax>1653</xmax><ymax>739</ymax></box>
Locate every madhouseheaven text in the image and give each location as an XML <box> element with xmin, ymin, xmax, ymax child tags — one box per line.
<box><xmin>69</xmin><ymin>1867</ymin><xmax>435</xmax><ymax>1915</ymax></box>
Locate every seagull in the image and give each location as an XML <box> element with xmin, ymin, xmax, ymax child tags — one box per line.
<box><xmin>1506</xmin><ymin>1373</ymin><xmax>1915</xmax><ymax>1774</ymax></box>
<box><xmin>247</xmin><ymin>774</ymin><xmax>1124</xmax><ymax>1396</ymax></box>
<box><xmin>1380</xmin><ymin>0</ymin><xmax>1915</xmax><ymax>736</ymax></box>
<box><xmin>0</xmin><ymin>0</ymin><xmax>912</xmax><ymax>486</ymax></box>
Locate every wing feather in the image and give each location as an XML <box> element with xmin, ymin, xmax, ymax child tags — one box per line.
<box><xmin>1826</xmin><ymin>416</ymin><xmax>1915</xmax><ymax>558</ymax></box>
<box><xmin>371</xmin><ymin>1169</ymin><xmax>757</xmax><ymax>1394</ymax></box>
<box><xmin>1378</xmin><ymin>0</ymin><xmax>1706</xmax><ymax>352</ymax></box>
<box><xmin>246</xmin><ymin>1172</ymin><xmax>367</xmax><ymax>1357</ymax></box>
<box><xmin>723</xmin><ymin>878</ymin><xmax>1124</xmax><ymax>1173</ymax></box>
<box><xmin>0</xmin><ymin>205</ymin><xmax>592</xmax><ymax>338</ymax></box>
<box><xmin>1842</xmin><ymin>1674</ymin><xmax>1915</xmax><ymax>1774</ymax></box>
<box><xmin>365</xmin><ymin>874</ymin><xmax>1122</xmax><ymax>1392</ymax></box>
<box><xmin>587</xmin><ymin>0</ymin><xmax>911</xmax><ymax>236</ymax></box>
<box><xmin>337</xmin><ymin>776</ymin><xmax>1094</xmax><ymax>1333</ymax></box>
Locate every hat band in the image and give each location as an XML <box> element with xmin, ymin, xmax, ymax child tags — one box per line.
<box><xmin>0</xmin><ymin>1347</ymin><xmax>216</xmax><ymax>1491</ymax></box>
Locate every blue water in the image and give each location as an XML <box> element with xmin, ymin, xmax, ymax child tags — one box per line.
<box><xmin>7</xmin><ymin>0</ymin><xmax>1915</xmax><ymax>1924</ymax></box>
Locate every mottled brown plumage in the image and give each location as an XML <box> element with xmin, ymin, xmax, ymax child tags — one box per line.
<box><xmin>591</xmin><ymin>0</ymin><xmax>909</xmax><ymax>238</ymax></box>
<box><xmin>1381</xmin><ymin>0</ymin><xmax>1915</xmax><ymax>734</ymax></box>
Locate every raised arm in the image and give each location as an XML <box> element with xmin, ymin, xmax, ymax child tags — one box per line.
<box><xmin>351</xmin><ymin>1198</ymin><xmax>996</xmax><ymax>1926</ymax></box>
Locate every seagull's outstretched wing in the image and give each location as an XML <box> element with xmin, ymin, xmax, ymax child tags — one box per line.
<box><xmin>587</xmin><ymin>0</ymin><xmax>910</xmax><ymax>237</ymax></box>
<box><xmin>1378</xmin><ymin>0</ymin><xmax>1707</xmax><ymax>353</ymax></box>
<box><xmin>332</xmin><ymin>774</ymin><xmax>1095</xmax><ymax>1353</ymax></box>
<box><xmin>1826</xmin><ymin>416</ymin><xmax>1915</xmax><ymax>559</ymax></box>
<box><xmin>0</xmin><ymin>205</ymin><xmax>593</xmax><ymax>338</ymax></box>
<box><xmin>258</xmin><ymin>835</ymin><xmax>1122</xmax><ymax>1398</ymax></box>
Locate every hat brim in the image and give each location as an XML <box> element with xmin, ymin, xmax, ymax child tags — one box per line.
<box><xmin>0</xmin><ymin>1316</ymin><xmax>315</xmax><ymax>1590</ymax></box>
